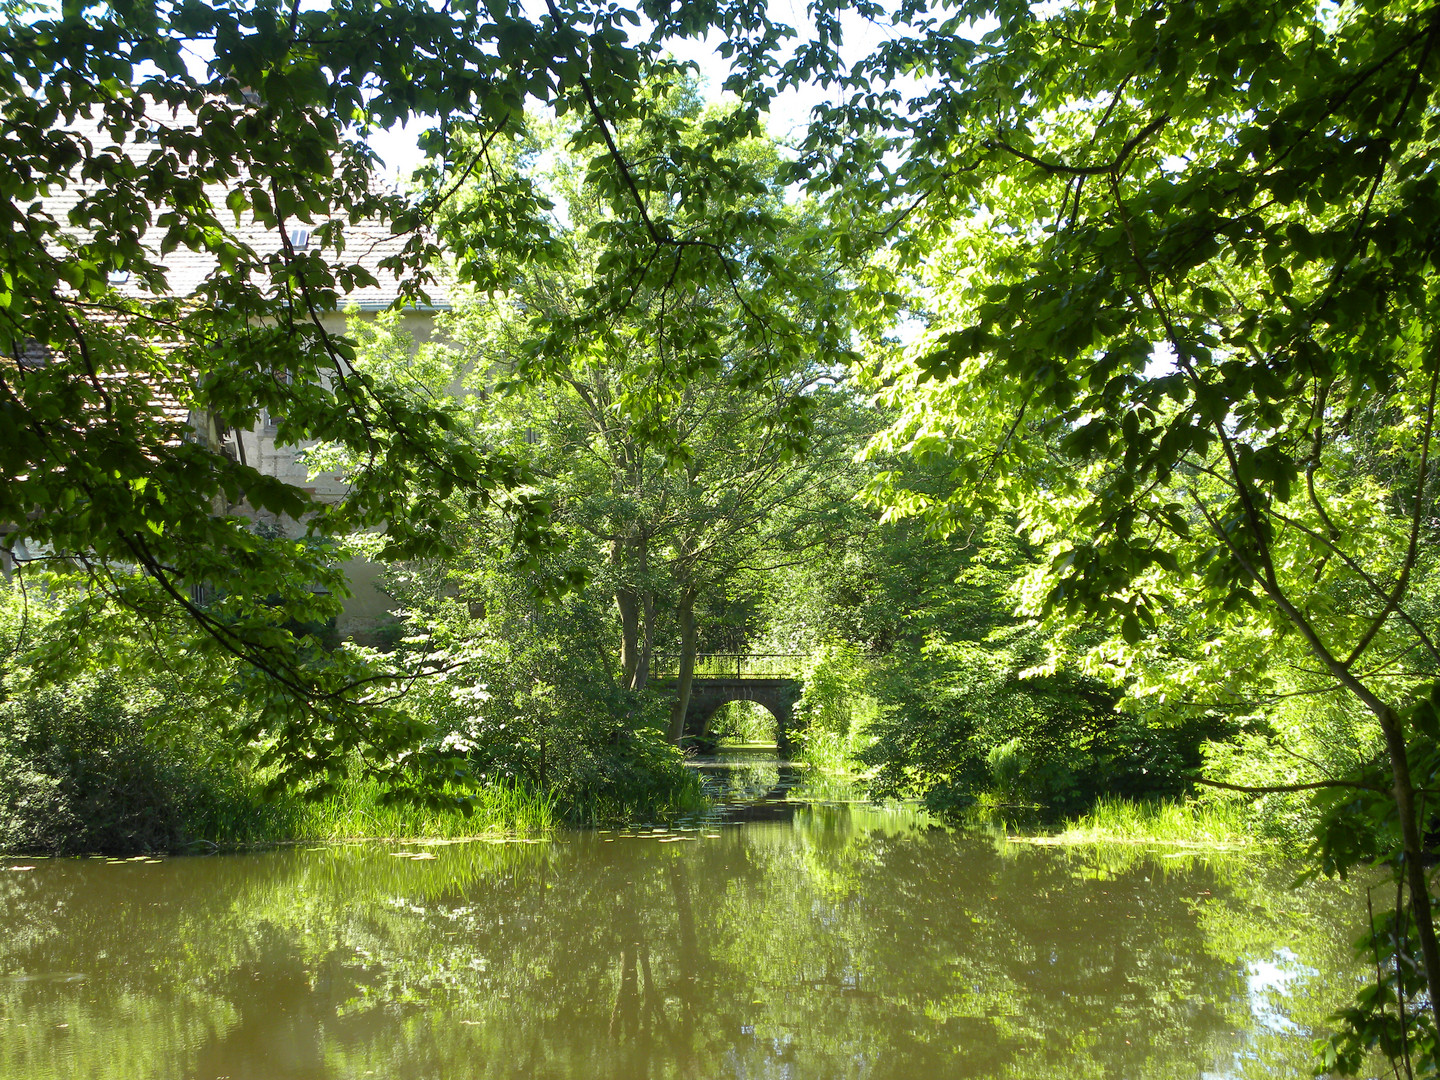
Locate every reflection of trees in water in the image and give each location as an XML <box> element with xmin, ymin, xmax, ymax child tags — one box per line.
<box><xmin>692</xmin><ymin>753</ymin><xmax>788</xmax><ymax>803</ymax></box>
<box><xmin>604</xmin><ymin>862</ymin><xmax>706</xmax><ymax>1079</ymax></box>
<box><xmin>0</xmin><ymin>822</ymin><xmax>1370</xmax><ymax>1080</ymax></box>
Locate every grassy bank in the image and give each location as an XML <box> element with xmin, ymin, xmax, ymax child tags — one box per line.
<box><xmin>275</xmin><ymin>767</ymin><xmax>709</xmax><ymax>844</ymax></box>
<box><xmin>0</xmin><ymin>675</ymin><xmax>708</xmax><ymax>853</ymax></box>
<box><xmin>0</xmin><ymin>772</ymin><xmax>708</xmax><ymax>854</ymax></box>
<box><xmin>293</xmin><ymin>778</ymin><xmax>560</xmax><ymax>841</ymax></box>
<box><xmin>1</xmin><ymin>749</ymin><xmax>703</xmax><ymax>855</ymax></box>
<box><xmin>1017</xmin><ymin>795</ymin><xmax>1252</xmax><ymax>848</ymax></box>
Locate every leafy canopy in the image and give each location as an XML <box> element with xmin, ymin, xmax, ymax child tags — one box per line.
<box><xmin>0</xmin><ymin>0</ymin><xmax>809</xmax><ymax>787</ymax></box>
<box><xmin>790</xmin><ymin>0</ymin><xmax>1440</xmax><ymax>1051</ymax></box>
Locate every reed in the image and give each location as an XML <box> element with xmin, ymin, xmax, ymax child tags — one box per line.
<box><xmin>560</xmin><ymin>772</ymin><xmax>710</xmax><ymax>827</ymax></box>
<box><xmin>295</xmin><ymin>777</ymin><xmax>559</xmax><ymax>840</ymax></box>
<box><xmin>1051</xmin><ymin>795</ymin><xmax>1251</xmax><ymax>847</ymax></box>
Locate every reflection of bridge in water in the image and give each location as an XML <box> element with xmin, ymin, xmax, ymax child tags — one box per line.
<box><xmin>652</xmin><ymin>654</ymin><xmax>805</xmax><ymax>753</ymax></box>
<box><xmin>688</xmin><ymin>753</ymin><xmax>809</xmax><ymax>823</ymax></box>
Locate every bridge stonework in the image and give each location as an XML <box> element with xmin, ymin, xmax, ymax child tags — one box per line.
<box><xmin>679</xmin><ymin>676</ymin><xmax>803</xmax><ymax>754</ymax></box>
<box><xmin>652</xmin><ymin>655</ymin><xmax>807</xmax><ymax>754</ymax></box>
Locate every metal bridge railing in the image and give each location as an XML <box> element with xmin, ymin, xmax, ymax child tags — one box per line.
<box><xmin>652</xmin><ymin>653</ymin><xmax>805</xmax><ymax>680</ymax></box>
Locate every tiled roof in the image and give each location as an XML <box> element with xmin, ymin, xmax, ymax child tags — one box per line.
<box><xmin>13</xmin><ymin>99</ymin><xmax>450</xmax><ymax>454</ymax></box>
<box><xmin>7</xmin><ymin>313</ymin><xmax>200</xmax><ymax>434</ymax></box>
<box><xmin>36</xmin><ymin>101</ymin><xmax>449</xmax><ymax>312</ymax></box>
<box><xmin>16</xmin><ymin>338</ymin><xmax>51</xmax><ymax>369</ymax></box>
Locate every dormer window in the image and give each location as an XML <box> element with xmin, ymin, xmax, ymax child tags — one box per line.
<box><xmin>288</xmin><ymin>227</ymin><xmax>311</xmax><ymax>250</ymax></box>
<box><xmin>107</xmin><ymin>269</ymin><xmax>130</xmax><ymax>285</ymax></box>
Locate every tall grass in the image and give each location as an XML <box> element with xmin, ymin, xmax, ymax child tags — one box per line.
<box><xmin>102</xmin><ymin>768</ymin><xmax>702</xmax><ymax>850</ymax></box>
<box><xmin>295</xmin><ymin>777</ymin><xmax>559</xmax><ymax>840</ymax></box>
<box><xmin>172</xmin><ymin>775</ymin><xmax>310</xmax><ymax>850</ymax></box>
<box><xmin>1048</xmin><ymin>795</ymin><xmax>1251</xmax><ymax>847</ymax></box>
<box><xmin>789</xmin><ymin>726</ymin><xmax>877</xmax><ymax>776</ymax></box>
<box><xmin>559</xmin><ymin>771</ymin><xmax>710</xmax><ymax>827</ymax></box>
<box><xmin>789</xmin><ymin>729</ymin><xmax>851</xmax><ymax>772</ymax></box>
<box><xmin>287</xmin><ymin>766</ymin><xmax>709</xmax><ymax>841</ymax></box>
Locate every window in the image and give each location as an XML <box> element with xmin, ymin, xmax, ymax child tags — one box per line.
<box><xmin>264</xmin><ymin>369</ymin><xmax>293</xmax><ymax>432</ymax></box>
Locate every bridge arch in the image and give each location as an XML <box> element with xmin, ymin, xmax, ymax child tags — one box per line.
<box><xmin>653</xmin><ymin>654</ymin><xmax>806</xmax><ymax>756</ymax></box>
<box><xmin>685</xmin><ymin>679</ymin><xmax>802</xmax><ymax>754</ymax></box>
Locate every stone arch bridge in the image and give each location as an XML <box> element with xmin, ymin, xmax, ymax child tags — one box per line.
<box><xmin>653</xmin><ymin>654</ymin><xmax>805</xmax><ymax>754</ymax></box>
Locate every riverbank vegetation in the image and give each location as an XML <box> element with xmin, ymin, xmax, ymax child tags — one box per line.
<box><xmin>1036</xmin><ymin>797</ymin><xmax>1252</xmax><ymax>850</ymax></box>
<box><xmin>0</xmin><ymin>588</ymin><xmax>698</xmax><ymax>852</ymax></box>
<box><xmin>6</xmin><ymin>0</ymin><xmax>1440</xmax><ymax>1069</ymax></box>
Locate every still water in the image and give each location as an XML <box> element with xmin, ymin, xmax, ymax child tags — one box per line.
<box><xmin>1</xmin><ymin>757</ymin><xmax>1378</xmax><ymax>1079</ymax></box>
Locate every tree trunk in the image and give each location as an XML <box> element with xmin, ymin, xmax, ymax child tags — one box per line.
<box><xmin>635</xmin><ymin>540</ymin><xmax>653</xmax><ymax>691</ymax></box>
<box><xmin>1377</xmin><ymin>707</ymin><xmax>1440</xmax><ymax>1036</ymax></box>
<box><xmin>667</xmin><ymin>590</ymin><xmax>697</xmax><ymax>745</ymax></box>
<box><xmin>616</xmin><ymin>584</ymin><xmax>641</xmax><ymax>689</ymax></box>
<box><xmin>613</xmin><ymin>536</ymin><xmax>641</xmax><ymax>690</ymax></box>
<box><xmin>615</xmin><ymin>537</ymin><xmax>654</xmax><ymax>692</ymax></box>
<box><xmin>637</xmin><ymin>595</ymin><xmax>654</xmax><ymax>690</ymax></box>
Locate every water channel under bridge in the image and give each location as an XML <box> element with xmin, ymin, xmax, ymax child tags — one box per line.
<box><xmin>652</xmin><ymin>653</ymin><xmax>805</xmax><ymax>752</ymax></box>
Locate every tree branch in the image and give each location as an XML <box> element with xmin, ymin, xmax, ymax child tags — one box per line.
<box><xmin>989</xmin><ymin>113</ymin><xmax>1168</xmax><ymax>178</ymax></box>
<box><xmin>1195</xmin><ymin>776</ymin><xmax>1387</xmax><ymax>794</ymax></box>
<box><xmin>1344</xmin><ymin>362</ymin><xmax>1439</xmax><ymax>668</ymax></box>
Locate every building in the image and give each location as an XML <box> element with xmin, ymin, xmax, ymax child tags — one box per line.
<box><xmin>4</xmin><ymin>99</ymin><xmax>454</xmax><ymax>641</ymax></box>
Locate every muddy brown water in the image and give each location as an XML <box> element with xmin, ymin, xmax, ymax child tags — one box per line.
<box><xmin>0</xmin><ymin>756</ymin><xmax>1380</xmax><ymax>1079</ymax></box>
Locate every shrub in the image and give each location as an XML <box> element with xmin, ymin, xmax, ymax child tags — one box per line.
<box><xmin>790</xmin><ymin>641</ymin><xmax>879</xmax><ymax>770</ymax></box>
<box><xmin>0</xmin><ymin>674</ymin><xmax>296</xmax><ymax>855</ymax></box>
<box><xmin>399</xmin><ymin>655</ymin><xmax>704</xmax><ymax>825</ymax></box>
<box><xmin>986</xmin><ymin>737</ymin><xmax>1031</xmax><ymax>802</ymax></box>
<box><xmin>856</xmin><ymin>627</ymin><xmax>1232</xmax><ymax>819</ymax></box>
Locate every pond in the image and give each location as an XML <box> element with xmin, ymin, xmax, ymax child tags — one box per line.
<box><xmin>0</xmin><ymin>755</ymin><xmax>1381</xmax><ymax>1079</ymax></box>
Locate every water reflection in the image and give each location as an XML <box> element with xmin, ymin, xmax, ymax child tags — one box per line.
<box><xmin>0</xmin><ymin>776</ymin><xmax>1378</xmax><ymax>1080</ymax></box>
<box><xmin>686</xmin><ymin>750</ymin><xmax>805</xmax><ymax>822</ymax></box>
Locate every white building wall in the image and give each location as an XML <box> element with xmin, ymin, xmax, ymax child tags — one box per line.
<box><xmin>231</xmin><ymin>308</ymin><xmax>452</xmax><ymax>644</ymax></box>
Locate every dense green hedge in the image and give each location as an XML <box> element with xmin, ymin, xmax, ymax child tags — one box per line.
<box><xmin>0</xmin><ymin>674</ymin><xmax>297</xmax><ymax>855</ymax></box>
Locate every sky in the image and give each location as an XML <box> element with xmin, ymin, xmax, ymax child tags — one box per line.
<box><xmin>366</xmin><ymin>1</ymin><xmax>927</xmax><ymax>181</ymax></box>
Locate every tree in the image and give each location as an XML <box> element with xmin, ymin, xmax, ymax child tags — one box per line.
<box><xmin>0</xmin><ymin>0</ymin><xmax>801</xmax><ymax>789</ymax></box>
<box><xmin>790</xmin><ymin>0</ymin><xmax>1440</xmax><ymax>1053</ymax></box>
<box><xmin>350</xmin><ymin>96</ymin><xmax>863</xmax><ymax>746</ymax></box>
